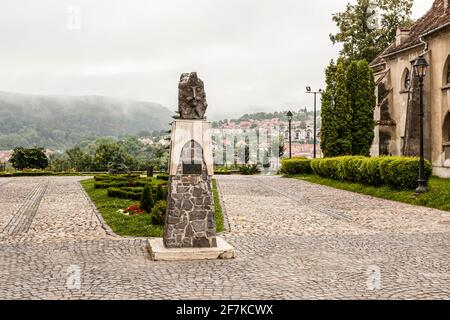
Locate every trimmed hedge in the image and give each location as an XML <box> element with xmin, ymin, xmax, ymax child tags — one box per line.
<box><xmin>379</xmin><ymin>156</ymin><xmax>432</xmax><ymax>190</ymax></box>
<box><xmin>310</xmin><ymin>156</ymin><xmax>432</xmax><ymax>190</ymax></box>
<box><xmin>94</xmin><ymin>178</ymin><xmax>167</xmax><ymax>189</ymax></box>
<box><xmin>94</xmin><ymin>174</ymin><xmax>140</xmax><ymax>181</ymax></box>
<box><xmin>106</xmin><ymin>185</ymin><xmax>167</xmax><ymax>201</ymax></box>
<box><xmin>156</xmin><ymin>174</ymin><xmax>169</xmax><ymax>181</ymax></box>
<box><xmin>107</xmin><ymin>187</ymin><xmax>142</xmax><ymax>200</ymax></box>
<box><xmin>214</xmin><ymin>167</ymin><xmax>232</xmax><ymax>175</ymax></box>
<box><xmin>0</xmin><ymin>171</ymin><xmax>87</xmax><ymax>177</ymax></box>
<box><xmin>151</xmin><ymin>200</ymin><xmax>167</xmax><ymax>225</ymax></box>
<box><xmin>280</xmin><ymin>158</ymin><xmax>313</xmax><ymax>175</ymax></box>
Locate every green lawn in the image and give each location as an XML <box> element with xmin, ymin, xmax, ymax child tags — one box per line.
<box><xmin>81</xmin><ymin>179</ymin><xmax>164</xmax><ymax>237</ymax></box>
<box><xmin>288</xmin><ymin>174</ymin><xmax>450</xmax><ymax>212</ymax></box>
<box><xmin>81</xmin><ymin>178</ymin><xmax>225</xmax><ymax>237</ymax></box>
<box><xmin>213</xmin><ymin>179</ymin><xmax>225</xmax><ymax>233</ymax></box>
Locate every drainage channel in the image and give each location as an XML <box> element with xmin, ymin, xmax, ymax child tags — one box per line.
<box><xmin>2</xmin><ymin>181</ymin><xmax>49</xmax><ymax>237</ymax></box>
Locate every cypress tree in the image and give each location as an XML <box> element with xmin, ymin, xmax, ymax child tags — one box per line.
<box><xmin>140</xmin><ymin>184</ymin><xmax>154</xmax><ymax>213</ymax></box>
<box><xmin>321</xmin><ymin>59</ymin><xmax>352</xmax><ymax>157</ymax></box>
<box><xmin>155</xmin><ymin>184</ymin><xmax>165</xmax><ymax>202</ymax></box>
<box><xmin>320</xmin><ymin>60</ymin><xmax>338</xmax><ymax>158</ymax></box>
<box><xmin>321</xmin><ymin>59</ymin><xmax>376</xmax><ymax>157</ymax></box>
<box><xmin>333</xmin><ymin>59</ymin><xmax>353</xmax><ymax>156</ymax></box>
<box><xmin>350</xmin><ymin>60</ymin><xmax>376</xmax><ymax>156</ymax></box>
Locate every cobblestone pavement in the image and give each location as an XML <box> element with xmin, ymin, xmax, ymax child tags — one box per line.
<box><xmin>1</xmin><ymin>175</ymin><xmax>450</xmax><ymax>299</ymax></box>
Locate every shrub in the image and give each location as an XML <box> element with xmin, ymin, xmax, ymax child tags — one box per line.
<box><xmin>239</xmin><ymin>164</ymin><xmax>260</xmax><ymax>175</ymax></box>
<box><xmin>107</xmin><ymin>187</ymin><xmax>142</xmax><ymax>200</ymax></box>
<box><xmin>156</xmin><ymin>174</ymin><xmax>169</xmax><ymax>181</ymax></box>
<box><xmin>344</xmin><ymin>156</ymin><xmax>366</xmax><ymax>182</ymax></box>
<box><xmin>214</xmin><ymin>166</ymin><xmax>232</xmax><ymax>175</ymax></box>
<box><xmin>150</xmin><ymin>200</ymin><xmax>167</xmax><ymax>225</ymax></box>
<box><xmin>310</xmin><ymin>159</ymin><xmax>321</xmax><ymax>176</ymax></box>
<box><xmin>318</xmin><ymin>158</ymin><xmax>340</xmax><ymax>180</ymax></box>
<box><xmin>379</xmin><ymin>156</ymin><xmax>432</xmax><ymax>190</ymax></box>
<box><xmin>94</xmin><ymin>178</ymin><xmax>153</xmax><ymax>189</ymax></box>
<box><xmin>155</xmin><ymin>184</ymin><xmax>166</xmax><ymax>202</ymax></box>
<box><xmin>310</xmin><ymin>156</ymin><xmax>432</xmax><ymax>190</ymax></box>
<box><xmin>280</xmin><ymin>158</ymin><xmax>312</xmax><ymax>175</ymax></box>
<box><xmin>140</xmin><ymin>184</ymin><xmax>154</xmax><ymax>213</ymax></box>
<box><xmin>359</xmin><ymin>157</ymin><xmax>384</xmax><ymax>186</ymax></box>
<box><xmin>94</xmin><ymin>174</ymin><xmax>139</xmax><ymax>181</ymax></box>
<box><xmin>11</xmin><ymin>171</ymin><xmax>52</xmax><ymax>177</ymax></box>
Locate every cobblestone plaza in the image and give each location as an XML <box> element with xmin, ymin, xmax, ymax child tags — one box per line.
<box><xmin>1</xmin><ymin>176</ymin><xmax>450</xmax><ymax>299</ymax></box>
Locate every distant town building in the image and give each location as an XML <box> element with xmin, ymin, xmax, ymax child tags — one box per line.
<box><xmin>289</xmin><ymin>143</ymin><xmax>322</xmax><ymax>159</ymax></box>
<box><xmin>0</xmin><ymin>150</ymin><xmax>12</xmax><ymax>163</ymax></box>
<box><xmin>139</xmin><ymin>138</ymin><xmax>155</xmax><ymax>146</ymax></box>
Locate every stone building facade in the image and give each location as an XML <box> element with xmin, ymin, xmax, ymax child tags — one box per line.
<box><xmin>370</xmin><ymin>0</ymin><xmax>450</xmax><ymax>177</ymax></box>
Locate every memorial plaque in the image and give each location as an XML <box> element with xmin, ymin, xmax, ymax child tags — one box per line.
<box><xmin>183</xmin><ymin>163</ymin><xmax>202</xmax><ymax>175</ymax></box>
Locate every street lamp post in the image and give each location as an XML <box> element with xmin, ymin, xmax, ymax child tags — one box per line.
<box><xmin>413</xmin><ymin>55</ymin><xmax>429</xmax><ymax>194</ymax></box>
<box><xmin>306</xmin><ymin>87</ymin><xmax>322</xmax><ymax>158</ymax></box>
<box><xmin>287</xmin><ymin>111</ymin><xmax>293</xmax><ymax>159</ymax></box>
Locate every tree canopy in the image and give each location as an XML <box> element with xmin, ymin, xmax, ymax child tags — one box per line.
<box><xmin>9</xmin><ymin>147</ymin><xmax>49</xmax><ymax>170</ymax></box>
<box><xmin>330</xmin><ymin>0</ymin><xmax>414</xmax><ymax>62</ymax></box>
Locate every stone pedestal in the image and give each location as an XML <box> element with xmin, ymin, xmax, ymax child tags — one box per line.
<box><xmin>148</xmin><ymin>237</ymin><xmax>235</xmax><ymax>261</ymax></box>
<box><xmin>163</xmin><ymin>120</ymin><xmax>217</xmax><ymax>248</ymax></box>
<box><xmin>147</xmin><ymin>72</ymin><xmax>235</xmax><ymax>260</ymax></box>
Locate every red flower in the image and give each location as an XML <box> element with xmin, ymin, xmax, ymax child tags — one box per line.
<box><xmin>124</xmin><ymin>203</ymin><xmax>145</xmax><ymax>215</ymax></box>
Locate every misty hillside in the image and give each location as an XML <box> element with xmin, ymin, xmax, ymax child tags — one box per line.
<box><xmin>0</xmin><ymin>91</ymin><xmax>172</xmax><ymax>150</ymax></box>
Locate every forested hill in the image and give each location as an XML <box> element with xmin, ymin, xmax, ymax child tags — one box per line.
<box><xmin>0</xmin><ymin>91</ymin><xmax>172</xmax><ymax>150</ymax></box>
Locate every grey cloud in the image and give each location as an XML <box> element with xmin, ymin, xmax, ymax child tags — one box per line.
<box><xmin>0</xmin><ymin>0</ymin><xmax>432</xmax><ymax>119</ymax></box>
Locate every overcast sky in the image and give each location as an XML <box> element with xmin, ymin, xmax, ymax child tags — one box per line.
<box><xmin>0</xmin><ymin>0</ymin><xmax>433</xmax><ymax>119</ymax></box>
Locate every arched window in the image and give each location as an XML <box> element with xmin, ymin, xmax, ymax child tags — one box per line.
<box><xmin>446</xmin><ymin>57</ymin><xmax>450</xmax><ymax>85</ymax></box>
<box><xmin>444</xmin><ymin>113</ymin><xmax>450</xmax><ymax>143</ymax></box>
<box><xmin>402</xmin><ymin>68</ymin><xmax>411</xmax><ymax>90</ymax></box>
<box><xmin>443</xmin><ymin>113</ymin><xmax>450</xmax><ymax>161</ymax></box>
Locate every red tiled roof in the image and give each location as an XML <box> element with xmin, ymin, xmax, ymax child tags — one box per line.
<box><xmin>373</xmin><ymin>0</ymin><xmax>450</xmax><ymax>62</ymax></box>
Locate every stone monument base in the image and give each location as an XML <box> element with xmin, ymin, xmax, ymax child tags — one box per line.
<box><xmin>148</xmin><ymin>237</ymin><xmax>235</xmax><ymax>261</ymax></box>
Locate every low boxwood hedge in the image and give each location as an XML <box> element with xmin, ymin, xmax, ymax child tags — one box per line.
<box><xmin>0</xmin><ymin>171</ymin><xmax>87</xmax><ymax>177</ymax></box>
<box><xmin>281</xmin><ymin>158</ymin><xmax>313</xmax><ymax>175</ymax></box>
<box><xmin>310</xmin><ymin>156</ymin><xmax>432</xmax><ymax>190</ymax></box>
<box><xmin>93</xmin><ymin>176</ymin><xmax>168</xmax><ymax>189</ymax></box>
<box><xmin>106</xmin><ymin>184</ymin><xmax>167</xmax><ymax>201</ymax></box>
<box><xmin>107</xmin><ymin>187</ymin><xmax>142</xmax><ymax>200</ymax></box>
<box><xmin>156</xmin><ymin>174</ymin><xmax>169</xmax><ymax>181</ymax></box>
<box><xmin>94</xmin><ymin>174</ymin><xmax>140</xmax><ymax>181</ymax></box>
<box><xmin>379</xmin><ymin>156</ymin><xmax>432</xmax><ymax>190</ymax></box>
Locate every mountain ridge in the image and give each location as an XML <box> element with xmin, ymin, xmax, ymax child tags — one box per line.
<box><xmin>0</xmin><ymin>91</ymin><xmax>172</xmax><ymax>150</ymax></box>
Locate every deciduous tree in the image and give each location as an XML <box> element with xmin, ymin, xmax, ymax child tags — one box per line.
<box><xmin>9</xmin><ymin>147</ymin><xmax>48</xmax><ymax>170</ymax></box>
<box><xmin>330</xmin><ymin>0</ymin><xmax>413</xmax><ymax>62</ymax></box>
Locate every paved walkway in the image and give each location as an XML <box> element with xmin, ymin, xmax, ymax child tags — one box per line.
<box><xmin>1</xmin><ymin>175</ymin><xmax>450</xmax><ymax>299</ymax></box>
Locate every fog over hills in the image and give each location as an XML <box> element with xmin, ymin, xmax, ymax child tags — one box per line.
<box><xmin>0</xmin><ymin>91</ymin><xmax>172</xmax><ymax>150</ymax></box>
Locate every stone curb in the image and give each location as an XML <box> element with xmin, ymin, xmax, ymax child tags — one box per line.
<box><xmin>78</xmin><ymin>179</ymin><xmax>119</xmax><ymax>238</ymax></box>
